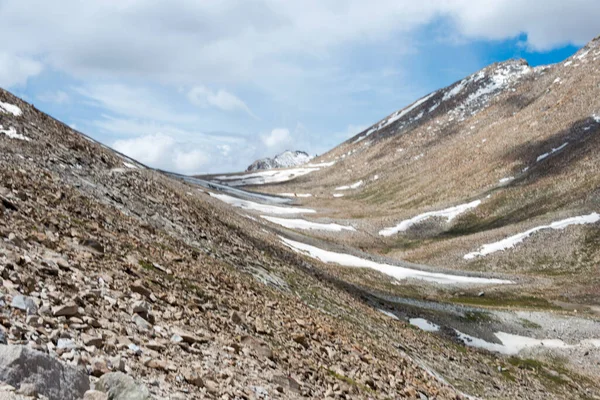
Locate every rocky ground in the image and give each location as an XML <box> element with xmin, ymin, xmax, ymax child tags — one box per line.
<box><xmin>1</xmin><ymin>79</ymin><xmax>599</xmax><ymax>398</ymax></box>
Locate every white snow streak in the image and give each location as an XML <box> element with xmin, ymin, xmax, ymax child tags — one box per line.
<box><xmin>335</xmin><ymin>180</ymin><xmax>363</xmax><ymax>191</ymax></box>
<box><xmin>262</xmin><ymin>216</ymin><xmax>355</xmax><ymax>232</ymax></box>
<box><xmin>209</xmin><ymin>193</ymin><xmax>315</xmax><ymax>215</ymax></box>
<box><xmin>377</xmin><ymin>309</ymin><xmax>400</xmax><ymax>320</ymax></box>
<box><xmin>0</xmin><ymin>126</ymin><xmax>29</xmax><ymax>141</ymax></box>
<box><xmin>278</xmin><ymin>193</ymin><xmax>312</xmax><ymax>198</ymax></box>
<box><xmin>280</xmin><ymin>237</ymin><xmax>512</xmax><ymax>285</ymax></box>
<box><xmin>536</xmin><ymin>142</ymin><xmax>568</xmax><ymax>162</ymax></box>
<box><xmin>379</xmin><ymin>200</ymin><xmax>481</xmax><ymax>237</ymax></box>
<box><xmin>464</xmin><ymin>213</ymin><xmax>600</xmax><ymax>259</ymax></box>
<box><xmin>410</xmin><ymin>318</ymin><xmax>440</xmax><ymax>332</ymax></box>
<box><xmin>214</xmin><ymin>161</ymin><xmax>335</xmax><ymax>187</ymax></box>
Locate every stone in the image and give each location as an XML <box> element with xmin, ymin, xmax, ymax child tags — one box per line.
<box><xmin>241</xmin><ymin>336</ymin><xmax>274</xmax><ymax>360</ymax></box>
<box><xmin>182</xmin><ymin>368</ymin><xmax>204</xmax><ymax>387</ymax></box>
<box><xmin>81</xmin><ymin>333</ymin><xmax>103</xmax><ymax>348</ymax></box>
<box><xmin>0</xmin><ymin>344</ymin><xmax>89</xmax><ymax>400</ymax></box>
<box><xmin>96</xmin><ymin>372</ymin><xmax>152</xmax><ymax>400</ymax></box>
<box><xmin>10</xmin><ymin>296</ymin><xmax>38</xmax><ymax>315</ymax></box>
<box><xmin>254</xmin><ymin>318</ymin><xmax>270</xmax><ymax>335</ymax></box>
<box><xmin>171</xmin><ymin>328</ymin><xmax>208</xmax><ymax>345</ymax></box>
<box><xmin>145</xmin><ymin>340</ymin><xmax>165</xmax><ymax>352</ymax></box>
<box><xmin>231</xmin><ymin>311</ymin><xmax>243</xmax><ymax>325</ymax></box>
<box><xmin>15</xmin><ymin>383</ymin><xmax>37</xmax><ymax>398</ymax></box>
<box><xmin>204</xmin><ymin>379</ymin><xmax>219</xmax><ymax>395</ymax></box>
<box><xmin>81</xmin><ymin>239</ymin><xmax>104</xmax><ymax>254</ymax></box>
<box><xmin>143</xmin><ymin>359</ymin><xmax>167</xmax><ymax>371</ymax></box>
<box><xmin>127</xmin><ymin>344</ymin><xmax>142</xmax><ymax>355</ymax></box>
<box><xmin>83</xmin><ymin>390</ymin><xmax>109</xmax><ymax>400</ymax></box>
<box><xmin>132</xmin><ymin>300</ymin><xmax>150</xmax><ymax>314</ymax></box>
<box><xmin>132</xmin><ymin>301</ymin><xmax>154</xmax><ymax>324</ymax></box>
<box><xmin>130</xmin><ymin>281</ymin><xmax>151</xmax><ymax>298</ymax></box>
<box><xmin>0</xmin><ymin>393</ymin><xmax>31</xmax><ymax>400</ymax></box>
<box><xmin>132</xmin><ymin>314</ymin><xmax>152</xmax><ymax>331</ymax></box>
<box><xmin>293</xmin><ymin>334</ymin><xmax>309</xmax><ymax>349</ymax></box>
<box><xmin>272</xmin><ymin>374</ymin><xmax>301</xmax><ymax>394</ymax></box>
<box><xmin>90</xmin><ymin>358</ymin><xmax>110</xmax><ymax>377</ymax></box>
<box><xmin>52</xmin><ymin>303</ymin><xmax>78</xmax><ymax>317</ymax></box>
<box><xmin>108</xmin><ymin>356</ymin><xmax>125</xmax><ymax>372</ymax></box>
<box><xmin>56</xmin><ymin>338</ymin><xmax>77</xmax><ymax>350</ymax></box>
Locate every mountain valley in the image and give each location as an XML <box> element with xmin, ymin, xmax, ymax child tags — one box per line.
<box><xmin>1</xmin><ymin>35</ymin><xmax>600</xmax><ymax>400</ymax></box>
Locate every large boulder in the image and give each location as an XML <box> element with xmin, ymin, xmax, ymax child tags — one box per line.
<box><xmin>96</xmin><ymin>372</ymin><xmax>152</xmax><ymax>400</ymax></box>
<box><xmin>0</xmin><ymin>345</ymin><xmax>89</xmax><ymax>400</ymax></box>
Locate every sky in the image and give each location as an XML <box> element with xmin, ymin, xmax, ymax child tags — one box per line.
<box><xmin>1</xmin><ymin>1</ymin><xmax>599</xmax><ymax>174</ymax></box>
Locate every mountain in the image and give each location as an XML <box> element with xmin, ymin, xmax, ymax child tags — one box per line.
<box><xmin>201</xmin><ymin>35</ymin><xmax>600</xmax><ymax>396</ymax></box>
<box><xmin>1</xmin><ymin>38</ymin><xmax>600</xmax><ymax>400</ymax></box>
<box><xmin>247</xmin><ymin>150</ymin><xmax>313</xmax><ymax>171</ymax></box>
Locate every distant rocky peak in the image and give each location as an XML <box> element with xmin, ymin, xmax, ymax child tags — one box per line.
<box><xmin>246</xmin><ymin>150</ymin><xmax>313</xmax><ymax>171</ymax></box>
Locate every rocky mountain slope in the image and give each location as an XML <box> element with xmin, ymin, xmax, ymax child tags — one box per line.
<box><xmin>198</xmin><ymin>35</ymin><xmax>600</xmax><ymax>397</ymax></box>
<box><xmin>2</xmin><ymin>90</ymin><xmax>585</xmax><ymax>400</ymax></box>
<box><xmin>247</xmin><ymin>150</ymin><xmax>312</xmax><ymax>171</ymax></box>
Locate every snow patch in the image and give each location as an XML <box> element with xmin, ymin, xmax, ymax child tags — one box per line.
<box><xmin>0</xmin><ymin>126</ymin><xmax>30</xmax><ymax>141</ymax></box>
<box><xmin>278</xmin><ymin>193</ymin><xmax>312</xmax><ymax>198</ymax></box>
<box><xmin>379</xmin><ymin>200</ymin><xmax>481</xmax><ymax>237</ymax></box>
<box><xmin>209</xmin><ymin>193</ymin><xmax>316</xmax><ymax>215</ymax></box>
<box><xmin>410</xmin><ymin>318</ymin><xmax>440</xmax><ymax>332</ymax></box>
<box><xmin>457</xmin><ymin>330</ymin><xmax>600</xmax><ymax>355</ymax></box>
<box><xmin>0</xmin><ymin>101</ymin><xmax>22</xmax><ymax>116</ymax></box>
<box><xmin>464</xmin><ymin>213</ymin><xmax>600</xmax><ymax>259</ymax></box>
<box><xmin>263</xmin><ymin>216</ymin><xmax>355</xmax><ymax>232</ymax></box>
<box><xmin>214</xmin><ymin>162</ymin><xmax>333</xmax><ymax>187</ymax></box>
<box><xmin>335</xmin><ymin>180</ymin><xmax>363</xmax><ymax>191</ymax></box>
<box><xmin>353</xmin><ymin>127</ymin><xmax>377</xmax><ymax>144</ymax></box>
<box><xmin>280</xmin><ymin>236</ymin><xmax>512</xmax><ymax>285</ymax></box>
<box><xmin>377</xmin><ymin>309</ymin><xmax>400</xmax><ymax>320</ymax></box>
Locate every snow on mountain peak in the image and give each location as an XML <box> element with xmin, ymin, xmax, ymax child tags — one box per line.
<box><xmin>246</xmin><ymin>150</ymin><xmax>313</xmax><ymax>171</ymax></box>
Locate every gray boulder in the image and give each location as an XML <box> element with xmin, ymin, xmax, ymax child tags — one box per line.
<box><xmin>0</xmin><ymin>345</ymin><xmax>89</xmax><ymax>400</ymax></box>
<box><xmin>10</xmin><ymin>296</ymin><xmax>38</xmax><ymax>315</ymax></box>
<box><xmin>96</xmin><ymin>372</ymin><xmax>152</xmax><ymax>400</ymax></box>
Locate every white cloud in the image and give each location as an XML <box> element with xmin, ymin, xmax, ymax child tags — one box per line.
<box><xmin>446</xmin><ymin>0</ymin><xmax>600</xmax><ymax>51</ymax></box>
<box><xmin>261</xmin><ymin>128</ymin><xmax>292</xmax><ymax>151</ymax></box>
<box><xmin>188</xmin><ymin>86</ymin><xmax>257</xmax><ymax>119</ymax></box>
<box><xmin>218</xmin><ymin>144</ymin><xmax>231</xmax><ymax>156</ymax></box>
<box><xmin>37</xmin><ymin>90</ymin><xmax>70</xmax><ymax>104</ymax></box>
<box><xmin>0</xmin><ymin>52</ymin><xmax>42</xmax><ymax>87</ymax></box>
<box><xmin>77</xmin><ymin>83</ymin><xmax>197</xmax><ymax>124</ymax></box>
<box><xmin>0</xmin><ymin>1</ymin><xmax>596</xmax><ymax>86</ymax></box>
<box><xmin>112</xmin><ymin>133</ymin><xmax>209</xmax><ymax>174</ymax></box>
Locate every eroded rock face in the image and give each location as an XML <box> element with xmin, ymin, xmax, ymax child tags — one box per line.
<box><xmin>0</xmin><ymin>345</ymin><xmax>89</xmax><ymax>400</ymax></box>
